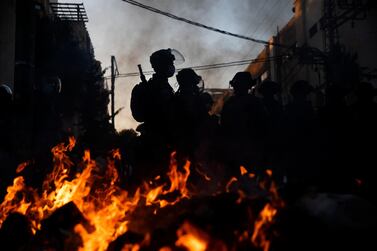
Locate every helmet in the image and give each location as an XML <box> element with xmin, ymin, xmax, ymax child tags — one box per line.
<box><xmin>0</xmin><ymin>84</ymin><xmax>13</xmax><ymax>96</ymax></box>
<box><xmin>150</xmin><ymin>48</ymin><xmax>175</xmax><ymax>68</ymax></box>
<box><xmin>176</xmin><ymin>68</ymin><xmax>202</xmax><ymax>86</ymax></box>
<box><xmin>230</xmin><ymin>72</ymin><xmax>254</xmax><ymax>90</ymax></box>
<box><xmin>0</xmin><ymin>84</ymin><xmax>13</xmax><ymax>105</ymax></box>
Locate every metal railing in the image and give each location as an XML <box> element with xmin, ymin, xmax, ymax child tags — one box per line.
<box><xmin>50</xmin><ymin>2</ymin><xmax>88</xmax><ymax>22</ymax></box>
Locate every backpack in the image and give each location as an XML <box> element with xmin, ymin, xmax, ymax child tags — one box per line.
<box><xmin>130</xmin><ymin>82</ymin><xmax>150</xmax><ymax>122</ymax></box>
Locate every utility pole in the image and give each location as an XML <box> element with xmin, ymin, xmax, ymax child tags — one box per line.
<box><xmin>110</xmin><ymin>56</ymin><xmax>119</xmax><ymax>130</ymax></box>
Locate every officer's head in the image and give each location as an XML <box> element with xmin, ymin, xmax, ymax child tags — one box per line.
<box><xmin>230</xmin><ymin>72</ymin><xmax>253</xmax><ymax>95</ymax></box>
<box><xmin>150</xmin><ymin>48</ymin><xmax>176</xmax><ymax>78</ymax></box>
<box><xmin>176</xmin><ymin>68</ymin><xmax>202</xmax><ymax>92</ymax></box>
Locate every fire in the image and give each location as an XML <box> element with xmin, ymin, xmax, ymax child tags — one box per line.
<box><xmin>251</xmin><ymin>170</ymin><xmax>284</xmax><ymax>251</ymax></box>
<box><xmin>175</xmin><ymin>221</ymin><xmax>208</xmax><ymax>251</ymax></box>
<box><xmin>251</xmin><ymin>203</ymin><xmax>277</xmax><ymax>251</ymax></box>
<box><xmin>0</xmin><ymin>137</ymin><xmax>285</xmax><ymax>251</ymax></box>
<box><xmin>0</xmin><ymin>177</ymin><xmax>29</xmax><ymax>226</ymax></box>
<box><xmin>15</xmin><ymin>161</ymin><xmax>29</xmax><ymax>173</ymax></box>
<box><xmin>240</xmin><ymin>166</ymin><xmax>248</xmax><ymax>176</ymax></box>
<box><xmin>74</xmin><ymin>188</ymin><xmax>141</xmax><ymax>251</ymax></box>
<box><xmin>225</xmin><ymin>177</ymin><xmax>238</xmax><ymax>192</ymax></box>
<box><xmin>0</xmin><ymin>138</ymin><xmax>197</xmax><ymax>250</ymax></box>
<box><xmin>144</xmin><ymin>152</ymin><xmax>191</xmax><ymax>208</ymax></box>
<box><xmin>195</xmin><ymin>167</ymin><xmax>211</xmax><ymax>181</ymax></box>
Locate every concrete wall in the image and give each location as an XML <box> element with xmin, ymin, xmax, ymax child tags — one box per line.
<box><xmin>338</xmin><ymin>7</ymin><xmax>377</xmax><ymax>84</ymax></box>
<box><xmin>0</xmin><ymin>0</ymin><xmax>16</xmax><ymax>90</ymax></box>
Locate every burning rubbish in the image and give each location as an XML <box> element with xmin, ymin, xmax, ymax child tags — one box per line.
<box><xmin>0</xmin><ymin>137</ymin><xmax>285</xmax><ymax>251</ymax></box>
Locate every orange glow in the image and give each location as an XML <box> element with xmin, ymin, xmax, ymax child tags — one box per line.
<box><xmin>175</xmin><ymin>222</ymin><xmax>208</xmax><ymax>251</ymax></box>
<box><xmin>240</xmin><ymin>166</ymin><xmax>248</xmax><ymax>176</ymax></box>
<box><xmin>144</xmin><ymin>152</ymin><xmax>191</xmax><ymax>208</ymax></box>
<box><xmin>225</xmin><ymin>177</ymin><xmax>238</xmax><ymax>192</ymax></box>
<box><xmin>195</xmin><ymin>167</ymin><xmax>211</xmax><ymax>181</ymax></box>
<box><xmin>159</xmin><ymin>247</ymin><xmax>172</xmax><ymax>251</ymax></box>
<box><xmin>15</xmin><ymin>162</ymin><xmax>29</xmax><ymax>174</ymax></box>
<box><xmin>0</xmin><ymin>177</ymin><xmax>29</xmax><ymax>227</ymax></box>
<box><xmin>251</xmin><ymin>175</ymin><xmax>284</xmax><ymax>251</ymax></box>
<box><xmin>111</xmin><ymin>148</ymin><xmax>122</xmax><ymax>160</ymax></box>
<box><xmin>251</xmin><ymin>203</ymin><xmax>277</xmax><ymax>251</ymax></box>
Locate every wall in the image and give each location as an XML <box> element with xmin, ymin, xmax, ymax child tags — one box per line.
<box><xmin>0</xmin><ymin>0</ymin><xmax>16</xmax><ymax>90</ymax></box>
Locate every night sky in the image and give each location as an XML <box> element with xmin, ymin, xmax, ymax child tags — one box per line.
<box><xmin>64</xmin><ymin>0</ymin><xmax>294</xmax><ymax>130</ymax></box>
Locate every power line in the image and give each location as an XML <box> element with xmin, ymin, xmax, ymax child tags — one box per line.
<box><xmin>105</xmin><ymin>55</ymin><xmax>286</xmax><ymax>79</ymax></box>
<box><xmin>121</xmin><ymin>0</ymin><xmax>288</xmax><ymax>48</ymax></box>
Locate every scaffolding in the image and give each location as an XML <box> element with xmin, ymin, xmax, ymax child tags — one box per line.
<box><xmin>50</xmin><ymin>2</ymin><xmax>88</xmax><ymax>22</ymax></box>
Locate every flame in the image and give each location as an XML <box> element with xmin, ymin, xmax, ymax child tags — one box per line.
<box><xmin>225</xmin><ymin>177</ymin><xmax>238</xmax><ymax>192</ymax></box>
<box><xmin>111</xmin><ymin>148</ymin><xmax>122</xmax><ymax>160</ymax></box>
<box><xmin>0</xmin><ymin>177</ymin><xmax>30</xmax><ymax>227</ymax></box>
<box><xmin>121</xmin><ymin>244</ymin><xmax>140</xmax><ymax>251</ymax></box>
<box><xmin>15</xmin><ymin>161</ymin><xmax>29</xmax><ymax>174</ymax></box>
<box><xmin>195</xmin><ymin>167</ymin><xmax>211</xmax><ymax>181</ymax></box>
<box><xmin>159</xmin><ymin>247</ymin><xmax>172</xmax><ymax>251</ymax></box>
<box><xmin>251</xmin><ymin>170</ymin><xmax>284</xmax><ymax>251</ymax></box>
<box><xmin>175</xmin><ymin>221</ymin><xmax>208</xmax><ymax>251</ymax></box>
<box><xmin>146</xmin><ymin>186</ymin><xmax>164</xmax><ymax>206</ymax></box>
<box><xmin>121</xmin><ymin>233</ymin><xmax>150</xmax><ymax>251</ymax></box>
<box><xmin>251</xmin><ymin>203</ymin><xmax>277</xmax><ymax>251</ymax></box>
<box><xmin>240</xmin><ymin>166</ymin><xmax>248</xmax><ymax>176</ymax></box>
<box><xmin>0</xmin><ymin>138</ymin><xmax>141</xmax><ymax>250</ymax></box>
<box><xmin>165</xmin><ymin>152</ymin><xmax>191</xmax><ymax>197</ymax></box>
<box><xmin>144</xmin><ymin>152</ymin><xmax>191</xmax><ymax>208</ymax></box>
<box><xmin>1</xmin><ymin>137</ymin><xmax>285</xmax><ymax>251</ymax></box>
<box><xmin>0</xmin><ymin>138</ymin><xmax>196</xmax><ymax>250</ymax></box>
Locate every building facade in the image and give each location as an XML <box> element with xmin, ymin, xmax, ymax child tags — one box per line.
<box><xmin>1</xmin><ymin>0</ymin><xmax>111</xmax><ymax>162</ymax></box>
<box><xmin>248</xmin><ymin>0</ymin><xmax>377</xmax><ymax>105</ymax></box>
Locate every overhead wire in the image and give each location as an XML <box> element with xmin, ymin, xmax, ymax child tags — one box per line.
<box><xmin>105</xmin><ymin>55</ymin><xmax>287</xmax><ymax>79</ymax></box>
<box><xmin>121</xmin><ymin>0</ymin><xmax>289</xmax><ymax>48</ymax></box>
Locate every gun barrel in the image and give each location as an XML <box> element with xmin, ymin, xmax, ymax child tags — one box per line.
<box><xmin>138</xmin><ymin>64</ymin><xmax>147</xmax><ymax>83</ymax></box>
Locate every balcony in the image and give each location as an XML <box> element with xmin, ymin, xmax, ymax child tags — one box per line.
<box><xmin>50</xmin><ymin>2</ymin><xmax>88</xmax><ymax>22</ymax></box>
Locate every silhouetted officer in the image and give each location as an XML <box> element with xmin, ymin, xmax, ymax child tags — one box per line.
<box><xmin>131</xmin><ymin>49</ymin><xmax>176</xmax><ymax>140</ymax></box>
<box><xmin>221</xmin><ymin>72</ymin><xmax>267</xmax><ymax>172</ymax></box>
<box><xmin>130</xmin><ymin>49</ymin><xmax>176</xmax><ymax>182</ymax></box>
<box><xmin>258</xmin><ymin>80</ymin><xmax>283</xmax><ymax>173</ymax></box>
<box><xmin>259</xmin><ymin>80</ymin><xmax>282</xmax><ymax>121</ymax></box>
<box><xmin>318</xmin><ymin>84</ymin><xmax>354</xmax><ymax>191</ymax></box>
<box><xmin>171</xmin><ymin>68</ymin><xmax>208</xmax><ymax>158</ymax></box>
<box><xmin>282</xmin><ymin>80</ymin><xmax>320</xmax><ymax>186</ymax></box>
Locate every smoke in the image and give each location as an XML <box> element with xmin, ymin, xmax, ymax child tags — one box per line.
<box><xmin>64</xmin><ymin>0</ymin><xmax>294</xmax><ymax>130</ymax></box>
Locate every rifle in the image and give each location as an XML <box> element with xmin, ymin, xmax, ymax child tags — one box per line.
<box><xmin>138</xmin><ymin>64</ymin><xmax>147</xmax><ymax>85</ymax></box>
